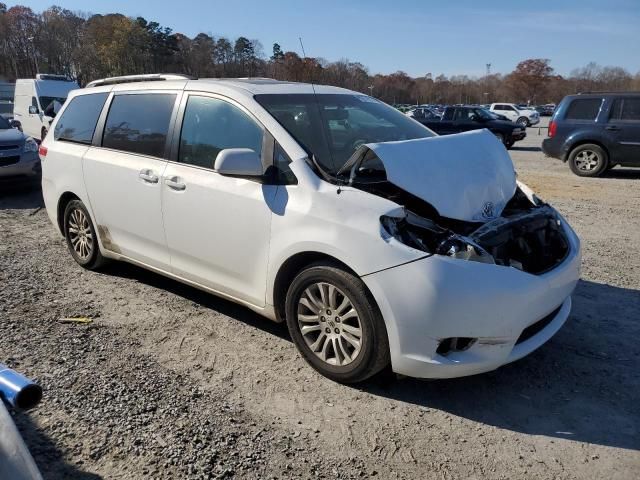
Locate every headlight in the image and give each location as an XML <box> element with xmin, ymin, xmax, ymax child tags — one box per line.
<box><xmin>380</xmin><ymin>212</ymin><xmax>494</xmax><ymax>264</ymax></box>
<box><xmin>23</xmin><ymin>137</ymin><xmax>38</xmax><ymax>153</ymax></box>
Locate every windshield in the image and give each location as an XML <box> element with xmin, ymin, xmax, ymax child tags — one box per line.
<box><xmin>40</xmin><ymin>96</ymin><xmax>67</xmax><ymax>111</ymax></box>
<box><xmin>481</xmin><ymin>108</ymin><xmax>502</xmax><ymax>120</ymax></box>
<box><xmin>255</xmin><ymin>93</ymin><xmax>435</xmax><ymax>173</ymax></box>
<box><xmin>0</xmin><ymin>116</ymin><xmax>10</xmax><ymax>129</ymax></box>
<box><xmin>472</xmin><ymin>108</ymin><xmax>494</xmax><ymax>120</ymax></box>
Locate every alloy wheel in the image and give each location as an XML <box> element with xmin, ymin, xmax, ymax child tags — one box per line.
<box><xmin>574</xmin><ymin>150</ymin><xmax>600</xmax><ymax>171</ymax></box>
<box><xmin>297</xmin><ymin>282</ymin><xmax>363</xmax><ymax>366</ymax></box>
<box><xmin>67</xmin><ymin>208</ymin><xmax>94</xmax><ymax>260</ymax></box>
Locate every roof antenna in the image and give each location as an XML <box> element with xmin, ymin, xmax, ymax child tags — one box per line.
<box><xmin>298</xmin><ymin>37</ymin><xmax>317</xmax><ymax>96</ymax></box>
<box><xmin>299</xmin><ymin>36</ymin><xmax>342</xmax><ymax>193</ymax></box>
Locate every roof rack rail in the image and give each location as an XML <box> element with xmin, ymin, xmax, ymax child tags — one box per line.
<box><xmin>36</xmin><ymin>73</ymin><xmax>74</xmax><ymax>82</ymax></box>
<box><xmin>577</xmin><ymin>91</ymin><xmax>640</xmax><ymax>95</ymax></box>
<box><xmin>85</xmin><ymin>73</ymin><xmax>196</xmax><ymax>88</ymax></box>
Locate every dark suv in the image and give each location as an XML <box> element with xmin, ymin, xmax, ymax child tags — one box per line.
<box><xmin>542</xmin><ymin>93</ymin><xmax>640</xmax><ymax>177</ymax></box>
<box><xmin>417</xmin><ymin>106</ymin><xmax>526</xmax><ymax>149</ymax></box>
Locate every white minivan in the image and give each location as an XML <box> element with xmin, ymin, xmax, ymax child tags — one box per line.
<box><xmin>41</xmin><ymin>75</ymin><xmax>581</xmax><ymax>383</ymax></box>
<box><xmin>13</xmin><ymin>74</ymin><xmax>79</xmax><ymax>140</ymax></box>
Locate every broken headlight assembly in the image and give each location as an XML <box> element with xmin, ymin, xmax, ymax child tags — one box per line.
<box><xmin>380</xmin><ymin>211</ymin><xmax>494</xmax><ymax>264</ymax></box>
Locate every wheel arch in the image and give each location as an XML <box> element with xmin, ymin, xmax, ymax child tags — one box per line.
<box><xmin>56</xmin><ymin>191</ymin><xmax>81</xmax><ymax>234</ymax></box>
<box><xmin>271</xmin><ymin>251</ymin><xmax>361</xmax><ymax>323</ymax></box>
<box><xmin>564</xmin><ymin>139</ymin><xmax>610</xmax><ymax>163</ymax></box>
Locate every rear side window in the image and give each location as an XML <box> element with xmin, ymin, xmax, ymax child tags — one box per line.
<box><xmin>565</xmin><ymin>98</ymin><xmax>602</xmax><ymax>120</ymax></box>
<box><xmin>178</xmin><ymin>96</ymin><xmax>263</xmax><ymax>169</ymax></box>
<box><xmin>102</xmin><ymin>93</ymin><xmax>176</xmax><ymax>158</ymax></box>
<box><xmin>54</xmin><ymin>93</ymin><xmax>108</xmax><ymax>144</ymax></box>
<box><xmin>610</xmin><ymin>98</ymin><xmax>640</xmax><ymax>121</ymax></box>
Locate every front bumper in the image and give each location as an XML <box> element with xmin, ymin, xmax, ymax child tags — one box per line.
<box><xmin>511</xmin><ymin>130</ymin><xmax>526</xmax><ymax>141</ymax></box>
<box><xmin>529</xmin><ymin>116</ymin><xmax>540</xmax><ymax>126</ymax></box>
<box><xmin>363</xmin><ymin>220</ymin><xmax>581</xmax><ymax>379</ymax></box>
<box><xmin>0</xmin><ymin>152</ymin><xmax>41</xmax><ymax>186</ymax></box>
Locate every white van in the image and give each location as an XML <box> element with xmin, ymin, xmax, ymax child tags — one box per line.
<box><xmin>40</xmin><ymin>75</ymin><xmax>580</xmax><ymax>383</ymax></box>
<box><xmin>13</xmin><ymin>74</ymin><xmax>79</xmax><ymax>140</ymax></box>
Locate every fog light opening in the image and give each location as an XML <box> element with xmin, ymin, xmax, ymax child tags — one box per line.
<box><xmin>436</xmin><ymin>337</ymin><xmax>477</xmax><ymax>356</ymax></box>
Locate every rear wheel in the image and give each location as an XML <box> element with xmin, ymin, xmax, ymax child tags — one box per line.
<box><xmin>285</xmin><ymin>262</ymin><xmax>390</xmax><ymax>384</ymax></box>
<box><xmin>568</xmin><ymin>144</ymin><xmax>608</xmax><ymax>177</ymax></box>
<box><xmin>63</xmin><ymin>199</ymin><xmax>106</xmax><ymax>270</ymax></box>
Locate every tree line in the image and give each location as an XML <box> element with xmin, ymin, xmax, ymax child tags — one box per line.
<box><xmin>1</xmin><ymin>4</ymin><xmax>639</xmax><ymax>105</ymax></box>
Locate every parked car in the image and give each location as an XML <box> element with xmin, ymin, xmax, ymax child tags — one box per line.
<box><xmin>0</xmin><ymin>114</ymin><xmax>40</xmax><ymax>187</ymax></box>
<box><xmin>405</xmin><ymin>106</ymin><xmax>441</xmax><ymax>121</ymax></box>
<box><xmin>535</xmin><ymin>104</ymin><xmax>555</xmax><ymax>116</ymax></box>
<box><xmin>542</xmin><ymin>93</ymin><xmax>640</xmax><ymax>176</ymax></box>
<box><xmin>41</xmin><ymin>75</ymin><xmax>580</xmax><ymax>383</ymax></box>
<box><xmin>13</xmin><ymin>74</ymin><xmax>79</xmax><ymax>140</ymax></box>
<box><xmin>489</xmin><ymin>103</ymin><xmax>540</xmax><ymax>127</ymax></box>
<box><xmin>414</xmin><ymin>106</ymin><xmax>526</xmax><ymax>148</ymax></box>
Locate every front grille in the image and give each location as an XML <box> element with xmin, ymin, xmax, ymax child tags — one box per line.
<box><xmin>0</xmin><ymin>144</ymin><xmax>19</xmax><ymax>151</ymax></box>
<box><xmin>0</xmin><ymin>156</ymin><xmax>20</xmax><ymax>167</ymax></box>
<box><xmin>516</xmin><ymin>305</ymin><xmax>562</xmax><ymax>345</ymax></box>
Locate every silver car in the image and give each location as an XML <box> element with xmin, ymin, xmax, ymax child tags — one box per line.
<box><xmin>0</xmin><ymin>116</ymin><xmax>40</xmax><ymax>187</ymax></box>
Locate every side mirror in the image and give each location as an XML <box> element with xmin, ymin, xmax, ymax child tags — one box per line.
<box><xmin>214</xmin><ymin>148</ymin><xmax>263</xmax><ymax>177</ymax></box>
<box><xmin>28</xmin><ymin>105</ymin><xmax>39</xmax><ymax>115</ymax></box>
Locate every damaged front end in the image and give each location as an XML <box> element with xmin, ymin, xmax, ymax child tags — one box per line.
<box><xmin>345</xmin><ymin>131</ymin><xmax>571</xmax><ymax>275</ymax></box>
<box><xmin>380</xmin><ymin>193</ymin><xmax>570</xmax><ymax>274</ymax></box>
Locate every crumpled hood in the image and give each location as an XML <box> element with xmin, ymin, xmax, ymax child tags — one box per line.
<box><xmin>359</xmin><ymin>129</ymin><xmax>516</xmax><ymax>223</ymax></box>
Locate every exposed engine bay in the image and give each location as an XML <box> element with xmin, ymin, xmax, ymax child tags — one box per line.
<box><xmin>347</xmin><ymin>147</ymin><xmax>570</xmax><ymax>275</ymax></box>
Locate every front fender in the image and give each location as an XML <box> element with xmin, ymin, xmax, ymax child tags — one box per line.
<box><xmin>264</xmin><ymin>160</ymin><xmax>427</xmax><ymax>305</ymax></box>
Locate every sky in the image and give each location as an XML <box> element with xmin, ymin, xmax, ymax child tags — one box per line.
<box><xmin>9</xmin><ymin>0</ymin><xmax>640</xmax><ymax>77</ymax></box>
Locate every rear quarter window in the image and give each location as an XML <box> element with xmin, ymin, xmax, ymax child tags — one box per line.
<box><xmin>564</xmin><ymin>98</ymin><xmax>602</xmax><ymax>121</ymax></box>
<box><xmin>54</xmin><ymin>93</ymin><xmax>108</xmax><ymax>144</ymax></box>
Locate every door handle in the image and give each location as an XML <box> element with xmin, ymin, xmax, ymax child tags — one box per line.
<box><xmin>139</xmin><ymin>169</ymin><xmax>159</xmax><ymax>183</ymax></box>
<box><xmin>605</xmin><ymin>126</ymin><xmax>621</xmax><ymax>131</ymax></box>
<box><xmin>165</xmin><ymin>176</ymin><xmax>186</xmax><ymax>191</ymax></box>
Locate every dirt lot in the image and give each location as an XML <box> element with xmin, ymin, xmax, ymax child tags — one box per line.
<box><xmin>1</xmin><ymin>129</ymin><xmax>639</xmax><ymax>480</ymax></box>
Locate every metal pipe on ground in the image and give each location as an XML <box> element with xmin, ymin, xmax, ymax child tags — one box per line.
<box><xmin>0</xmin><ymin>363</ymin><xmax>44</xmax><ymax>480</ymax></box>
<box><xmin>0</xmin><ymin>363</ymin><xmax>42</xmax><ymax>409</ymax></box>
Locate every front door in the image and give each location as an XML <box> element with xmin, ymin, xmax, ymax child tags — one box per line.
<box><xmin>161</xmin><ymin>94</ymin><xmax>274</xmax><ymax>306</ymax></box>
<box><xmin>83</xmin><ymin>91</ymin><xmax>179</xmax><ymax>269</ymax></box>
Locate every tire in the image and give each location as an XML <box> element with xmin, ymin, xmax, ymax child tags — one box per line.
<box><xmin>285</xmin><ymin>262</ymin><xmax>390</xmax><ymax>384</ymax></box>
<box><xmin>568</xmin><ymin>144</ymin><xmax>608</xmax><ymax>177</ymax></box>
<box><xmin>505</xmin><ymin>140</ymin><xmax>515</xmax><ymax>150</ymax></box>
<box><xmin>516</xmin><ymin>117</ymin><xmax>529</xmax><ymax>127</ymax></box>
<box><xmin>41</xmin><ymin>127</ymin><xmax>48</xmax><ymax>141</ymax></box>
<box><xmin>493</xmin><ymin>132</ymin><xmax>505</xmax><ymax>146</ymax></box>
<box><xmin>63</xmin><ymin>199</ymin><xmax>106</xmax><ymax>270</ymax></box>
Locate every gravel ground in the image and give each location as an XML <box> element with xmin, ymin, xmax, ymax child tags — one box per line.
<box><xmin>1</xmin><ymin>129</ymin><xmax>639</xmax><ymax>479</ymax></box>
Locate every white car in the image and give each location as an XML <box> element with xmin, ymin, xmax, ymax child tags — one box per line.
<box><xmin>41</xmin><ymin>75</ymin><xmax>580</xmax><ymax>383</ymax></box>
<box><xmin>489</xmin><ymin>103</ymin><xmax>540</xmax><ymax>127</ymax></box>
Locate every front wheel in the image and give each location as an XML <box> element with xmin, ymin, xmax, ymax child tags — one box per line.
<box><xmin>516</xmin><ymin>116</ymin><xmax>529</xmax><ymax>127</ymax></box>
<box><xmin>285</xmin><ymin>263</ymin><xmax>390</xmax><ymax>383</ymax></box>
<box><xmin>63</xmin><ymin>199</ymin><xmax>106</xmax><ymax>270</ymax></box>
<box><xmin>41</xmin><ymin>127</ymin><xmax>48</xmax><ymax>141</ymax></box>
<box><xmin>568</xmin><ymin>144</ymin><xmax>608</xmax><ymax>177</ymax></box>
